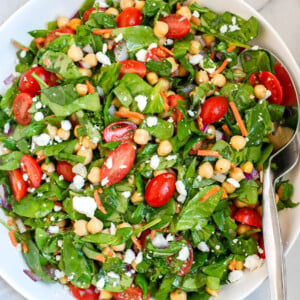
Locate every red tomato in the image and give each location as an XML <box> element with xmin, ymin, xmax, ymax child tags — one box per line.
<box><xmin>70</xmin><ymin>284</ymin><xmax>99</xmax><ymax>300</ymax></box>
<box><xmin>139</xmin><ymin>229</ymin><xmax>151</xmax><ymax>249</ymax></box>
<box><xmin>103</xmin><ymin>121</ymin><xmax>137</xmax><ymax>143</ymax></box>
<box><xmin>19</xmin><ymin>66</ymin><xmax>58</xmax><ymax>97</ymax></box>
<box><xmin>229</xmin><ymin>204</ymin><xmax>237</xmax><ymax>219</ymax></box>
<box><xmin>44</xmin><ymin>28</ymin><xmax>75</xmax><ymax>46</ymax></box>
<box><xmin>82</xmin><ymin>7</ymin><xmax>105</xmax><ymax>23</ymax></box>
<box><xmin>100</xmin><ymin>143</ymin><xmax>136</xmax><ymax>186</ymax></box>
<box><xmin>12</xmin><ymin>93</ymin><xmax>33</xmax><ymax>125</ymax></box>
<box><xmin>200</xmin><ymin>96</ymin><xmax>229</xmax><ymax>124</ymax></box>
<box><xmin>274</xmin><ymin>62</ymin><xmax>297</xmax><ymax>106</ymax></box>
<box><xmin>20</xmin><ymin>155</ymin><xmax>42</xmax><ymax>189</ymax></box>
<box><xmin>114</xmin><ymin>286</ymin><xmax>150</xmax><ymax>300</ymax></box>
<box><xmin>8</xmin><ymin>169</ymin><xmax>27</xmax><ymax>201</ymax></box>
<box><xmin>117</xmin><ymin>7</ymin><xmax>143</xmax><ymax>28</ymax></box>
<box><xmin>248</xmin><ymin>72</ymin><xmax>260</xmax><ymax>86</ymax></box>
<box><xmin>258</xmin><ymin>235</ymin><xmax>265</xmax><ymax>259</ymax></box>
<box><xmin>145</xmin><ymin>173</ymin><xmax>176</xmax><ymax>207</ymax></box>
<box><xmin>57</xmin><ymin>161</ymin><xmax>75</xmax><ymax>182</ymax></box>
<box><xmin>145</xmin><ymin>47</ymin><xmax>170</xmax><ymax>62</ymax></box>
<box><xmin>160</xmin><ymin>14</ymin><xmax>190</xmax><ymax>39</ymax></box>
<box><xmin>258</xmin><ymin>71</ymin><xmax>283</xmax><ymax>105</ymax></box>
<box><xmin>177</xmin><ymin>237</ymin><xmax>193</xmax><ymax>276</ymax></box>
<box><xmin>234</xmin><ymin>207</ymin><xmax>262</xmax><ymax>228</ymax></box>
<box><xmin>118</xmin><ymin>60</ymin><xmax>147</xmax><ymax>79</ymax></box>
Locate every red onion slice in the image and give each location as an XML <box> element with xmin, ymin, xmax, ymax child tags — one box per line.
<box><xmin>23</xmin><ymin>269</ymin><xmax>39</xmax><ymax>282</ymax></box>
<box><xmin>4</xmin><ymin>73</ymin><xmax>17</xmax><ymax>85</ymax></box>
<box><xmin>0</xmin><ymin>184</ymin><xmax>11</xmax><ymax>210</ymax></box>
<box><xmin>114</xmin><ymin>41</ymin><xmax>128</xmax><ymax>62</ymax></box>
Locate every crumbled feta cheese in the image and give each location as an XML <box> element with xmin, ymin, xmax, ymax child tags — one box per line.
<box><xmin>54</xmin><ymin>270</ymin><xmax>65</xmax><ymax>280</ymax></box>
<box><xmin>197</xmin><ymin>175</ymin><xmax>203</xmax><ymax>182</ymax></box>
<box><xmin>187</xmin><ymin>110</ymin><xmax>195</xmax><ymax>117</ymax></box>
<box><xmin>20</xmin><ymin>50</ymin><xmax>27</xmax><ymax>58</ymax></box>
<box><xmin>61</xmin><ymin>120</ymin><xmax>72</xmax><ymax>131</ymax></box>
<box><xmin>166</xmin><ymin>155</ymin><xmax>177</xmax><ymax>161</ymax></box>
<box><xmin>32</xmin><ymin>133</ymin><xmax>51</xmax><ymax>146</ymax></box>
<box><xmin>165</xmin><ymin>39</ymin><xmax>174</xmax><ymax>46</ymax></box>
<box><xmin>3</xmin><ymin>122</ymin><xmax>10</xmax><ymax>135</ymax></box>
<box><xmin>22</xmin><ymin>174</ymin><xmax>29</xmax><ymax>181</ymax></box>
<box><xmin>27</xmin><ymin>187</ymin><xmax>36</xmax><ymax>193</ymax></box>
<box><xmin>32</xmin><ymin>97</ymin><xmax>38</xmax><ymax>102</ymax></box>
<box><xmin>96</xmin><ymin>52</ymin><xmax>111</xmax><ymax>65</ymax></box>
<box><xmin>58</xmin><ymin>175</ymin><xmax>64</xmax><ymax>181</ymax></box>
<box><xmin>83</xmin><ymin>44</ymin><xmax>94</xmax><ymax>54</ymax></box>
<box><xmin>110</xmin><ymin>223</ymin><xmax>116</xmax><ymax>235</ymax></box>
<box><xmin>152</xmin><ymin>233</ymin><xmax>169</xmax><ymax>249</ymax></box>
<box><xmin>166</xmin><ymin>234</ymin><xmax>175</xmax><ymax>242</ymax></box>
<box><xmin>228</xmin><ymin>270</ymin><xmax>243</xmax><ymax>283</ymax></box>
<box><xmin>197</xmin><ymin>241</ymin><xmax>210</xmax><ymax>252</ymax></box>
<box><xmin>54</xmin><ymin>205</ymin><xmax>62</xmax><ymax>212</ymax></box>
<box><xmin>189</xmin><ymin>54</ymin><xmax>204</xmax><ymax>65</ymax></box>
<box><xmin>34</xmin><ymin>112</ymin><xmax>44</xmax><ymax>121</ymax></box>
<box><xmin>220</xmin><ymin>24</ymin><xmax>228</xmax><ymax>34</ymax></box>
<box><xmin>35</xmin><ymin>102</ymin><xmax>42</xmax><ymax>110</ymax></box>
<box><xmin>177</xmin><ymin>246</ymin><xmax>190</xmax><ymax>261</ymax></box>
<box><xmin>215</xmin><ymin>245</ymin><xmax>220</xmax><ymax>250</ymax></box>
<box><xmin>176</xmin><ymin>180</ymin><xmax>187</xmax><ymax>196</ymax></box>
<box><xmin>114</xmin><ymin>33</ymin><xmax>123</xmax><ymax>43</ymax></box>
<box><xmin>251</xmin><ymin>45</ymin><xmax>259</xmax><ymax>51</ymax></box>
<box><xmin>135</xmin><ymin>95</ymin><xmax>148</xmax><ymax>111</ymax></box>
<box><xmin>56</xmin><ymin>255</ymin><xmax>61</xmax><ymax>261</ymax></box>
<box><xmin>96</xmin><ymin>277</ymin><xmax>105</xmax><ymax>290</ymax></box>
<box><xmin>150</xmin><ymin>155</ymin><xmax>160</xmax><ymax>169</ymax></box>
<box><xmin>101</xmin><ymin>177</ymin><xmax>109</xmax><ymax>186</ymax></box>
<box><xmin>124</xmin><ymin>249</ymin><xmax>136</xmax><ymax>264</ymax></box>
<box><xmin>57</xmin><ymin>240</ymin><xmax>63</xmax><ymax>247</ymax></box>
<box><xmin>96</xmin><ymin>0</ymin><xmax>109</xmax><ymax>8</ymax></box>
<box><xmin>73</xmin><ymin>175</ymin><xmax>85</xmax><ymax>190</ymax></box>
<box><xmin>227</xmin><ymin>178</ymin><xmax>240</xmax><ymax>188</ymax></box>
<box><xmin>177</xmin><ymin>194</ymin><xmax>186</xmax><ymax>203</ymax></box>
<box><xmin>244</xmin><ymin>254</ymin><xmax>263</xmax><ymax>271</ymax></box>
<box><xmin>229</xmin><ymin>24</ymin><xmax>241</xmax><ymax>32</ymax></box>
<box><xmin>135</xmin><ymin>252</ymin><xmax>143</xmax><ymax>265</ymax></box>
<box><xmin>48</xmin><ymin>226</ymin><xmax>59</xmax><ymax>234</ymax></box>
<box><xmin>107</xmin><ymin>272</ymin><xmax>120</xmax><ymax>279</ymax></box>
<box><xmin>121</xmin><ymin>191</ymin><xmax>131</xmax><ymax>198</ymax></box>
<box><xmin>135</xmin><ymin>49</ymin><xmax>148</xmax><ymax>62</ymax></box>
<box><xmin>146</xmin><ymin>116</ymin><xmax>158</xmax><ymax>127</ymax></box>
<box><xmin>148</xmin><ymin>43</ymin><xmax>158</xmax><ymax>50</ymax></box>
<box><xmin>72</xmin><ymin>163</ymin><xmax>87</xmax><ymax>178</ymax></box>
<box><xmin>54</xmin><ymin>136</ymin><xmax>63</xmax><ymax>143</ymax></box>
<box><xmin>192</xmin><ymin>11</ymin><xmax>200</xmax><ymax>18</ymax></box>
<box><xmin>108</xmin><ymin>104</ymin><xmax>116</xmax><ymax>116</ymax></box>
<box><xmin>105</xmin><ymin>156</ymin><xmax>113</xmax><ymax>169</ymax></box>
<box><xmin>72</xmin><ymin>196</ymin><xmax>97</xmax><ymax>218</ymax></box>
<box><xmin>102</xmin><ymin>43</ymin><xmax>108</xmax><ymax>54</ymax></box>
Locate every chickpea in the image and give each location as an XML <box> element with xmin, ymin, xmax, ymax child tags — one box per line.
<box><xmin>112</xmin><ymin>97</ymin><xmax>122</xmax><ymax>108</ymax></box>
<box><xmin>99</xmin><ymin>290</ymin><xmax>113</xmax><ymax>300</ymax></box>
<box><xmin>129</xmin><ymin>117</ymin><xmax>143</xmax><ymax>126</ymax></box>
<box><xmin>170</xmin><ymin>289</ymin><xmax>187</xmax><ymax>300</ymax></box>
<box><xmin>55</xmin><ymin>219</ymin><xmax>66</xmax><ymax>229</ymax></box>
<box><xmin>76</xmin><ymin>83</ymin><xmax>88</xmax><ymax>97</ymax></box>
<box><xmin>195</xmin><ymin>70</ymin><xmax>209</xmax><ymax>85</ymax></box>
<box><xmin>177</xmin><ymin>64</ymin><xmax>189</xmax><ymax>77</ymax></box>
<box><xmin>47</xmin><ymin>124</ymin><xmax>58</xmax><ymax>139</ymax></box>
<box><xmin>57</xmin><ymin>15</ymin><xmax>69</xmax><ymax>28</ymax></box>
<box><xmin>105</xmin><ymin>7</ymin><xmax>119</xmax><ymax>16</ymax></box>
<box><xmin>206</xmin><ymin>125</ymin><xmax>216</xmax><ymax>140</ymax></box>
<box><xmin>35</xmin><ymin>150</ymin><xmax>45</xmax><ymax>161</ymax></box>
<box><xmin>82</xmin><ymin>136</ymin><xmax>98</xmax><ymax>150</ymax></box>
<box><xmin>57</xmin><ymin>128</ymin><xmax>70</xmax><ymax>141</ymax></box>
<box><xmin>166</xmin><ymin>57</ymin><xmax>179</xmax><ymax>73</ymax></box>
<box><xmin>211</xmin><ymin>74</ymin><xmax>227</xmax><ymax>88</ymax></box>
<box><xmin>59</xmin><ymin>276</ymin><xmax>69</xmax><ymax>285</ymax></box>
<box><xmin>203</xmin><ymin>35</ymin><xmax>216</xmax><ymax>47</ymax></box>
<box><xmin>177</xmin><ymin>6</ymin><xmax>192</xmax><ymax>20</ymax></box>
<box><xmin>276</xmin><ymin>193</ymin><xmax>280</xmax><ymax>204</ymax></box>
<box><xmin>241</xmin><ymin>161</ymin><xmax>253</xmax><ymax>174</ymax></box>
<box><xmin>159</xmin><ymin>37</ymin><xmax>167</xmax><ymax>46</ymax></box>
<box><xmin>83</xmin><ymin>53</ymin><xmax>98</xmax><ymax>68</ymax></box>
<box><xmin>229</xmin><ymin>168</ymin><xmax>245</xmax><ymax>182</ymax></box>
<box><xmin>78</xmin><ymin>68</ymin><xmax>92</xmax><ymax>77</ymax></box>
<box><xmin>233</xmin><ymin>68</ymin><xmax>246</xmax><ymax>82</ymax></box>
<box><xmin>222</xmin><ymin>181</ymin><xmax>236</xmax><ymax>194</ymax></box>
<box><xmin>117</xmin><ymin>222</ymin><xmax>132</xmax><ymax>229</ymax></box>
<box><xmin>41</xmin><ymin>162</ymin><xmax>56</xmax><ymax>174</ymax></box>
<box><xmin>112</xmin><ymin>243</ymin><xmax>126</xmax><ymax>252</ymax></box>
<box><xmin>128</xmin><ymin>175</ymin><xmax>135</xmax><ymax>185</ymax></box>
<box><xmin>153</xmin><ymin>21</ymin><xmax>169</xmax><ymax>38</ymax></box>
<box><xmin>230</xmin><ymin>135</ymin><xmax>247</xmax><ymax>151</ymax></box>
<box><xmin>236</xmin><ymin>224</ymin><xmax>252</xmax><ymax>235</ymax></box>
<box><xmin>235</xmin><ymin>260</ymin><xmax>244</xmax><ymax>270</ymax></box>
<box><xmin>198</xmin><ymin>162</ymin><xmax>214</xmax><ymax>179</ymax></box>
<box><xmin>119</xmin><ymin>106</ymin><xmax>130</xmax><ymax>113</ymax></box>
<box><xmin>189</xmin><ymin>40</ymin><xmax>201</xmax><ymax>55</ymax></box>
<box><xmin>154</xmin><ymin>169</ymin><xmax>168</xmax><ymax>177</ymax></box>
<box><xmin>74</xmin><ymin>140</ymin><xmax>81</xmax><ymax>153</ymax></box>
<box><xmin>158</xmin><ymin>77</ymin><xmax>170</xmax><ymax>91</ymax></box>
<box><xmin>68</xmin><ymin>45</ymin><xmax>83</xmax><ymax>62</ymax></box>
<box><xmin>134</xmin><ymin>129</ymin><xmax>151</xmax><ymax>145</ymax></box>
<box><xmin>74</xmin><ymin>125</ymin><xmax>82</xmax><ymax>138</ymax></box>
<box><xmin>87</xmin><ymin>217</ymin><xmax>103</xmax><ymax>234</ymax></box>
<box><xmin>135</xmin><ymin>0</ymin><xmax>145</xmax><ymax>10</ymax></box>
<box><xmin>72</xmin><ymin>163</ymin><xmax>87</xmax><ymax>178</ymax></box>
<box><xmin>87</xmin><ymin>167</ymin><xmax>101</xmax><ymax>184</ymax></box>
<box><xmin>234</xmin><ymin>198</ymin><xmax>249</xmax><ymax>208</ymax></box>
<box><xmin>102</xmin><ymin>247</ymin><xmax>116</xmax><ymax>257</ymax></box>
<box><xmin>205</xmin><ymin>287</ymin><xmax>218</xmax><ymax>296</ymax></box>
<box><xmin>131</xmin><ymin>191</ymin><xmax>144</xmax><ymax>204</ymax></box>
<box><xmin>74</xmin><ymin>220</ymin><xmax>88</xmax><ymax>236</ymax></box>
<box><xmin>67</xmin><ymin>18</ymin><xmax>82</xmax><ymax>31</ymax></box>
<box><xmin>254</xmin><ymin>84</ymin><xmax>267</xmax><ymax>99</ymax></box>
<box><xmin>158</xmin><ymin>140</ymin><xmax>173</xmax><ymax>156</ymax></box>
<box><xmin>77</xmin><ymin>147</ymin><xmax>93</xmax><ymax>165</ymax></box>
<box><xmin>120</xmin><ymin>0</ymin><xmax>134</xmax><ymax>10</ymax></box>
<box><xmin>146</xmin><ymin>72</ymin><xmax>159</xmax><ymax>85</ymax></box>
<box><xmin>215</xmin><ymin>158</ymin><xmax>231</xmax><ymax>174</ymax></box>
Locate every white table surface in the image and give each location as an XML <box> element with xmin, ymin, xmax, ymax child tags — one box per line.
<box><xmin>0</xmin><ymin>0</ymin><xmax>299</xmax><ymax>299</ymax></box>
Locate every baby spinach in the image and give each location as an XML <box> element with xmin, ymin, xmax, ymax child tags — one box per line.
<box><xmin>140</xmin><ymin>117</ymin><xmax>174</xmax><ymax>140</ymax></box>
<box><xmin>0</xmin><ymin>151</ymin><xmax>23</xmax><ymax>170</ymax></box>
<box><xmin>0</xmin><ymin>80</ymin><xmax>19</xmax><ymax>116</ymax></box>
<box><xmin>47</xmin><ymin>35</ymin><xmax>75</xmax><ymax>53</ymax></box>
<box><xmin>86</xmin><ymin>12</ymin><xmax>117</xmax><ymax>29</ymax></box>
<box><xmin>241</xmin><ymin>49</ymin><xmax>272</xmax><ymax>74</ymax></box>
<box><xmin>146</xmin><ymin>59</ymin><xmax>172</xmax><ymax>77</ymax></box>
<box><xmin>231</xmin><ymin>179</ymin><xmax>258</xmax><ymax>205</ymax></box>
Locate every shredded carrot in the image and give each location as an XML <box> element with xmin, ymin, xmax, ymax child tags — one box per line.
<box><xmin>94</xmin><ymin>190</ymin><xmax>107</xmax><ymax>215</ymax></box>
<box><xmin>227</xmin><ymin>45</ymin><xmax>236</xmax><ymax>53</ymax></box>
<box><xmin>228</xmin><ymin>259</ymin><xmax>236</xmax><ymax>271</ymax></box>
<box><xmin>196</xmin><ymin>116</ymin><xmax>204</xmax><ymax>131</ymax></box>
<box><xmin>222</xmin><ymin>124</ymin><xmax>232</xmax><ymax>136</ymax></box>
<box><xmin>93</xmin><ymin>29</ymin><xmax>114</xmax><ymax>35</ymax></box>
<box><xmin>9</xmin><ymin>230</ymin><xmax>17</xmax><ymax>247</ymax></box>
<box><xmin>209</xmin><ymin>53</ymin><xmax>215</xmax><ymax>60</ymax></box>
<box><xmin>197</xmin><ymin>150</ymin><xmax>220</xmax><ymax>157</ymax></box>
<box><xmin>191</xmin><ymin>16</ymin><xmax>201</xmax><ymax>26</ymax></box>
<box><xmin>211</xmin><ymin>59</ymin><xmax>228</xmax><ymax>77</ymax></box>
<box><xmin>86</xmin><ymin>80</ymin><xmax>96</xmax><ymax>94</ymax></box>
<box><xmin>107</xmin><ymin>44</ymin><xmax>113</xmax><ymax>50</ymax></box>
<box><xmin>95</xmin><ymin>254</ymin><xmax>106</xmax><ymax>263</ymax></box>
<box><xmin>229</xmin><ymin>102</ymin><xmax>249</xmax><ymax>137</ymax></box>
<box><xmin>12</xmin><ymin>40</ymin><xmax>29</xmax><ymax>51</ymax></box>
<box><xmin>200</xmin><ymin>186</ymin><xmax>220</xmax><ymax>203</ymax></box>
<box><xmin>221</xmin><ymin>188</ymin><xmax>228</xmax><ymax>200</ymax></box>
<box><xmin>98</xmin><ymin>187</ymin><xmax>103</xmax><ymax>193</ymax></box>
<box><xmin>34</xmin><ymin>37</ymin><xmax>45</xmax><ymax>50</ymax></box>
<box><xmin>55</xmin><ymin>32</ymin><xmax>73</xmax><ymax>37</ymax></box>
<box><xmin>176</xmin><ymin>3</ymin><xmax>182</xmax><ymax>9</ymax></box>
<box><xmin>160</xmin><ymin>46</ymin><xmax>173</xmax><ymax>56</ymax></box>
<box><xmin>107</xmin><ymin>251</ymin><xmax>114</xmax><ymax>257</ymax></box>
<box><xmin>131</xmin><ymin>235</ymin><xmax>142</xmax><ymax>249</ymax></box>
<box><xmin>21</xmin><ymin>241</ymin><xmax>28</xmax><ymax>253</ymax></box>
<box><xmin>115</xmin><ymin>111</ymin><xmax>145</xmax><ymax>120</ymax></box>
<box><xmin>53</xmin><ymin>249</ymin><xmax>61</xmax><ymax>256</ymax></box>
<box><xmin>156</xmin><ymin>48</ymin><xmax>168</xmax><ymax>58</ymax></box>
<box><xmin>7</xmin><ymin>219</ymin><xmax>14</xmax><ymax>226</ymax></box>
<box><xmin>163</xmin><ymin>227</ymin><xmax>169</xmax><ymax>233</ymax></box>
<box><xmin>160</xmin><ymin>91</ymin><xmax>170</xmax><ymax>112</ymax></box>
<box><xmin>150</xmin><ymin>230</ymin><xmax>156</xmax><ymax>241</ymax></box>
<box><xmin>176</xmin><ymin>203</ymin><xmax>181</xmax><ymax>213</ymax></box>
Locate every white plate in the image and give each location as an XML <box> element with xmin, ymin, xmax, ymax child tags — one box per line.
<box><xmin>0</xmin><ymin>0</ymin><xmax>299</xmax><ymax>299</ymax></box>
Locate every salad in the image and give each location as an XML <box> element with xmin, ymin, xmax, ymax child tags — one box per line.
<box><xmin>0</xmin><ymin>0</ymin><xmax>298</xmax><ymax>299</ymax></box>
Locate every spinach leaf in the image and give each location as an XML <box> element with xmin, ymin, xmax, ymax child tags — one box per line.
<box><xmin>155</xmin><ymin>274</ymin><xmax>177</xmax><ymax>300</ymax></box>
<box><xmin>0</xmin><ymin>80</ymin><xmax>19</xmax><ymax>116</ymax></box>
<box><xmin>268</xmin><ymin>104</ymin><xmax>285</xmax><ymax>122</ymax></box>
<box><xmin>78</xmin><ymin>0</ymin><xmax>95</xmax><ymax>17</ymax></box>
<box><xmin>0</xmin><ymin>151</ymin><xmax>23</xmax><ymax>170</ymax></box>
<box><xmin>227</xmin><ymin>236</ymin><xmax>258</xmax><ymax>255</ymax></box>
<box><xmin>241</xmin><ymin>49</ymin><xmax>272</xmax><ymax>74</ymax></box>
<box><xmin>143</xmin><ymin>81</ymin><xmax>165</xmax><ymax>114</ymax></box>
<box><xmin>143</xmin><ymin>0</ymin><xmax>167</xmax><ymax>17</ymax></box>
<box><xmin>231</xmin><ymin>179</ymin><xmax>258</xmax><ymax>205</ymax></box>
<box><xmin>86</xmin><ymin>12</ymin><xmax>117</xmax><ymax>28</ymax></box>
<box><xmin>113</xmin><ymin>83</ymin><xmax>133</xmax><ymax>107</ymax></box>
<box><xmin>146</xmin><ymin>59</ymin><xmax>172</xmax><ymax>77</ymax></box>
<box><xmin>175</xmin><ymin>272</ymin><xmax>206</xmax><ymax>292</ymax></box>
<box><xmin>173</xmin><ymin>33</ymin><xmax>193</xmax><ymax>59</ymax></box>
<box><xmin>140</xmin><ymin>117</ymin><xmax>174</xmax><ymax>140</ymax></box>
<box><xmin>47</xmin><ymin>35</ymin><xmax>75</xmax><ymax>53</ymax></box>
<box><xmin>202</xmin><ymin>256</ymin><xmax>232</xmax><ymax>279</ymax></box>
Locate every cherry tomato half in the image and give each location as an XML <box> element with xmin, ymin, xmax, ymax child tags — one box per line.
<box><xmin>117</xmin><ymin>7</ymin><xmax>143</xmax><ymax>28</ymax></box>
<box><xmin>20</xmin><ymin>155</ymin><xmax>42</xmax><ymax>189</ymax></box>
<box><xmin>145</xmin><ymin>47</ymin><xmax>170</xmax><ymax>62</ymax></box>
<box><xmin>19</xmin><ymin>66</ymin><xmax>58</xmax><ymax>97</ymax></box>
<box><xmin>12</xmin><ymin>93</ymin><xmax>33</xmax><ymax>125</ymax></box>
<box><xmin>70</xmin><ymin>284</ymin><xmax>99</xmax><ymax>300</ymax></box>
<box><xmin>160</xmin><ymin>14</ymin><xmax>190</xmax><ymax>39</ymax></box>
<box><xmin>114</xmin><ymin>286</ymin><xmax>150</xmax><ymax>300</ymax></box>
<box><xmin>57</xmin><ymin>161</ymin><xmax>75</xmax><ymax>182</ymax></box>
<box><xmin>103</xmin><ymin>121</ymin><xmax>137</xmax><ymax>143</ymax></box>
<box><xmin>258</xmin><ymin>235</ymin><xmax>265</xmax><ymax>259</ymax></box>
<box><xmin>177</xmin><ymin>237</ymin><xmax>194</xmax><ymax>276</ymax></box>
<box><xmin>200</xmin><ymin>96</ymin><xmax>229</xmax><ymax>124</ymax></box>
<box><xmin>234</xmin><ymin>207</ymin><xmax>262</xmax><ymax>228</ymax></box>
<box><xmin>274</xmin><ymin>62</ymin><xmax>297</xmax><ymax>106</ymax></box>
<box><xmin>118</xmin><ymin>60</ymin><xmax>147</xmax><ymax>79</ymax></box>
<box><xmin>44</xmin><ymin>28</ymin><xmax>75</xmax><ymax>46</ymax></box>
<box><xmin>258</xmin><ymin>71</ymin><xmax>283</xmax><ymax>105</ymax></box>
<box><xmin>145</xmin><ymin>173</ymin><xmax>176</xmax><ymax>207</ymax></box>
<box><xmin>248</xmin><ymin>72</ymin><xmax>260</xmax><ymax>86</ymax></box>
<box><xmin>8</xmin><ymin>169</ymin><xmax>27</xmax><ymax>201</ymax></box>
<box><xmin>100</xmin><ymin>143</ymin><xmax>136</xmax><ymax>186</ymax></box>
<box><xmin>82</xmin><ymin>7</ymin><xmax>105</xmax><ymax>23</ymax></box>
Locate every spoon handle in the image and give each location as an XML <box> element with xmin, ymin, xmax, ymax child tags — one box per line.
<box><xmin>263</xmin><ymin>167</ymin><xmax>286</xmax><ymax>300</ymax></box>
